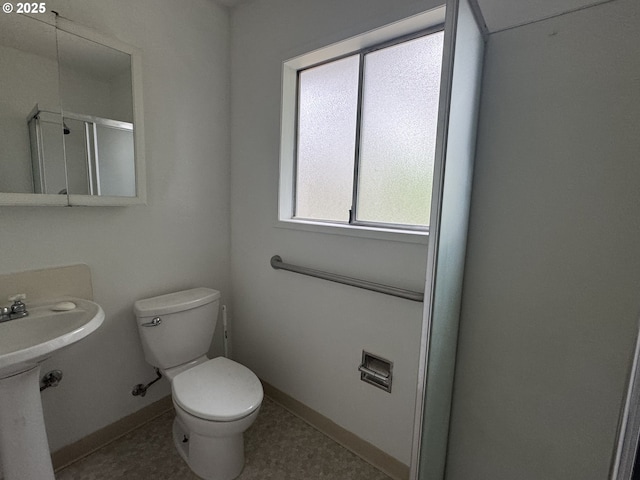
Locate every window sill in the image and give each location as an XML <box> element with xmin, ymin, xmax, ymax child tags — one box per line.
<box><xmin>275</xmin><ymin>218</ymin><xmax>429</xmax><ymax>245</ymax></box>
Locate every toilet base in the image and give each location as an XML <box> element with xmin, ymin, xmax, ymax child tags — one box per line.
<box><xmin>172</xmin><ymin>416</ymin><xmax>245</xmax><ymax>480</ymax></box>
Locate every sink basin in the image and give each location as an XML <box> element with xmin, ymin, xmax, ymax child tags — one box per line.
<box><xmin>0</xmin><ymin>297</ymin><xmax>104</xmax><ymax>378</ymax></box>
<box><xmin>0</xmin><ymin>297</ymin><xmax>104</xmax><ymax>480</ymax></box>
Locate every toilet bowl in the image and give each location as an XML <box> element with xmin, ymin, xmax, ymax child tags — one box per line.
<box><xmin>134</xmin><ymin>288</ymin><xmax>263</xmax><ymax>480</ymax></box>
<box><xmin>171</xmin><ymin>356</ymin><xmax>262</xmax><ymax>479</ymax></box>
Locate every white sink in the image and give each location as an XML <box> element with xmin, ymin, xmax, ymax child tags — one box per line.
<box><xmin>0</xmin><ymin>297</ymin><xmax>104</xmax><ymax>480</ymax></box>
<box><xmin>0</xmin><ymin>298</ymin><xmax>104</xmax><ymax>378</ymax></box>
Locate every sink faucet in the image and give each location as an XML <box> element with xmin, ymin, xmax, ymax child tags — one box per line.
<box><xmin>0</xmin><ymin>294</ymin><xmax>29</xmax><ymax>323</ymax></box>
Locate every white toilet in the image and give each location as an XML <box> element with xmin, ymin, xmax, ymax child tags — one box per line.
<box><xmin>134</xmin><ymin>287</ymin><xmax>263</xmax><ymax>480</ymax></box>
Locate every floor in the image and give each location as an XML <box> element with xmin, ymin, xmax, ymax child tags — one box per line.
<box><xmin>56</xmin><ymin>397</ymin><xmax>393</xmax><ymax>479</ymax></box>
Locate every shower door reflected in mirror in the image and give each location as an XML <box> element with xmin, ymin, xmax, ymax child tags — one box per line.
<box><xmin>62</xmin><ymin>115</ymin><xmax>134</xmax><ymax>196</ymax></box>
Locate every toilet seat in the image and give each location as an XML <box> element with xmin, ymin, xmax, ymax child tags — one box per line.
<box><xmin>172</xmin><ymin>357</ymin><xmax>263</xmax><ymax>422</ymax></box>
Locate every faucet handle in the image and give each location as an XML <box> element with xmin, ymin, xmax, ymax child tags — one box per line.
<box><xmin>8</xmin><ymin>294</ymin><xmax>27</xmax><ymax>317</ymax></box>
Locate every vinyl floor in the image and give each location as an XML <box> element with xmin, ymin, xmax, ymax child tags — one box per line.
<box><xmin>55</xmin><ymin>397</ymin><xmax>393</xmax><ymax>479</ymax></box>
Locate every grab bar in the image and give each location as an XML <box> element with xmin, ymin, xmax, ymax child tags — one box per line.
<box><xmin>270</xmin><ymin>255</ymin><xmax>424</xmax><ymax>302</ymax></box>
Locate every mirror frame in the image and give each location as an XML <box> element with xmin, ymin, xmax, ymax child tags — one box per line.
<box><xmin>0</xmin><ymin>16</ymin><xmax>146</xmax><ymax>207</ymax></box>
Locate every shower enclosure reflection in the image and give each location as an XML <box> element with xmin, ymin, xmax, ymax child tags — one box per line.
<box><xmin>27</xmin><ymin>106</ymin><xmax>66</xmax><ymax>195</ymax></box>
<box><xmin>29</xmin><ymin>108</ymin><xmax>135</xmax><ymax>197</ymax></box>
<box><xmin>64</xmin><ymin>115</ymin><xmax>134</xmax><ymax>197</ymax></box>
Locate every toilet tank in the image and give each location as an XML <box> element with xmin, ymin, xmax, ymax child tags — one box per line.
<box><xmin>134</xmin><ymin>288</ymin><xmax>220</xmax><ymax>370</ymax></box>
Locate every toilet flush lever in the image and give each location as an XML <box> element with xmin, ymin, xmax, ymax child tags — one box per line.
<box><xmin>141</xmin><ymin>317</ymin><xmax>162</xmax><ymax>327</ymax></box>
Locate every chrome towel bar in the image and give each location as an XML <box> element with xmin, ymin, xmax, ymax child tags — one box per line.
<box><xmin>270</xmin><ymin>255</ymin><xmax>424</xmax><ymax>302</ymax></box>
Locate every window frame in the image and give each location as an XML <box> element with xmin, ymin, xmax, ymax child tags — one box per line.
<box><xmin>278</xmin><ymin>6</ymin><xmax>447</xmax><ymax>242</ymax></box>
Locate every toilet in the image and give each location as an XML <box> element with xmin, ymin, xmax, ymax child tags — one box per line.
<box><xmin>134</xmin><ymin>287</ymin><xmax>263</xmax><ymax>480</ymax></box>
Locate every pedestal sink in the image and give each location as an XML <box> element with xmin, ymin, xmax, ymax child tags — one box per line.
<box><xmin>0</xmin><ymin>297</ymin><xmax>104</xmax><ymax>480</ymax></box>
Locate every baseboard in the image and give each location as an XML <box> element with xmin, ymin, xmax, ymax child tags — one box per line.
<box><xmin>51</xmin><ymin>396</ymin><xmax>174</xmax><ymax>472</ymax></box>
<box><xmin>261</xmin><ymin>381</ymin><xmax>410</xmax><ymax>480</ymax></box>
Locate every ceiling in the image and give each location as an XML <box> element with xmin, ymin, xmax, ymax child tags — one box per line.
<box><xmin>475</xmin><ymin>0</ymin><xmax>613</xmax><ymax>32</ymax></box>
<box><xmin>214</xmin><ymin>0</ymin><xmax>614</xmax><ymax>33</ymax></box>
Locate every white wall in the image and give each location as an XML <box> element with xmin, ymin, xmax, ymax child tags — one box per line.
<box><xmin>59</xmin><ymin>68</ymin><xmax>112</xmax><ymax>121</ymax></box>
<box><xmin>60</xmin><ymin>62</ymin><xmax>133</xmax><ymax>123</ymax></box>
<box><xmin>447</xmin><ymin>0</ymin><xmax>640</xmax><ymax>478</ymax></box>
<box><xmin>229</xmin><ymin>0</ymin><xmax>443</xmax><ymax>464</ymax></box>
<box><xmin>0</xmin><ymin>0</ymin><xmax>231</xmax><ymax>453</ymax></box>
<box><xmin>110</xmin><ymin>69</ymin><xmax>134</xmax><ymax>123</ymax></box>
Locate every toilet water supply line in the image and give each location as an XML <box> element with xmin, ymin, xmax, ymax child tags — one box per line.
<box><xmin>131</xmin><ymin>368</ymin><xmax>162</xmax><ymax>397</ymax></box>
<box><xmin>132</xmin><ymin>305</ymin><xmax>230</xmax><ymax>397</ymax></box>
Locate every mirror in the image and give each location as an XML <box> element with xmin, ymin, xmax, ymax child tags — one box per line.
<box><xmin>0</xmin><ymin>14</ymin><xmax>145</xmax><ymax>206</ymax></box>
<box><xmin>57</xmin><ymin>29</ymin><xmax>135</xmax><ymax>198</ymax></box>
<box><xmin>0</xmin><ymin>13</ymin><xmax>67</xmax><ymax>205</ymax></box>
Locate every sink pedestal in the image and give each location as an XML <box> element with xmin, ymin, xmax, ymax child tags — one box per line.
<box><xmin>0</xmin><ymin>366</ymin><xmax>55</xmax><ymax>480</ymax></box>
<box><xmin>0</xmin><ymin>296</ymin><xmax>104</xmax><ymax>479</ymax></box>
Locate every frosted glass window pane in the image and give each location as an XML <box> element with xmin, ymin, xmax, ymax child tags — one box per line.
<box><xmin>357</xmin><ymin>32</ymin><xmax>444</xmax><ymax>227</ymax></box>
<box><xmin>295</xmin><ymin>55</ymin><xmax>359</xmax><ymax>222</ymax></box>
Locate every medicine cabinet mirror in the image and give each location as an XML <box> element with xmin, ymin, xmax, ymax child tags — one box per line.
<box><xmin>0</xmin><ymin>13</ymin><xmax>145</xmax><ymax>206</ymax></box>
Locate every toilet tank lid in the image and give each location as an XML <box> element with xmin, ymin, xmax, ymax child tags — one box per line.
<box><xmin>134</xmin><ymin>287</ymin><xmax>220</xmax><ymax>317</ymax></box>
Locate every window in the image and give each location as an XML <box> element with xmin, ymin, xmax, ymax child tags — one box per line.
<box><xmin>285</xmin><ymin>27</ymin><xmax>444</xmax><ymax>232</ymax></box>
